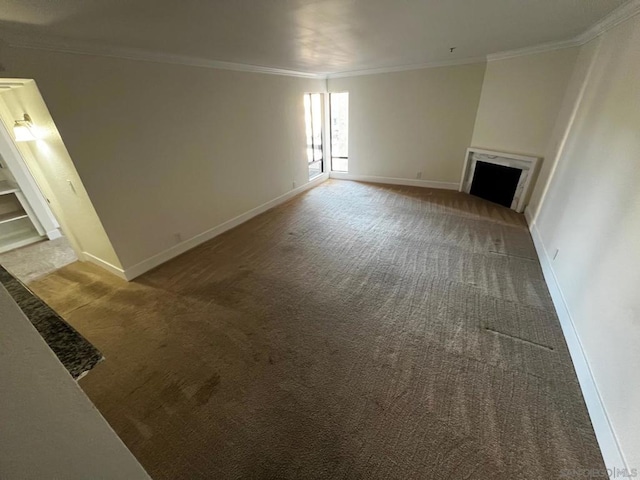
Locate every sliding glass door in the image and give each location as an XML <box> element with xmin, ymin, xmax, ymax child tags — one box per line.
<box><xmin>304</xmin><ymin>93</ymin><xmax>323</xmax><ymax>179</ymax></box>
<box><xmin>330</xmin><ymin>92</ymin><xmax>349</xmax><ymax>172</ymax></box>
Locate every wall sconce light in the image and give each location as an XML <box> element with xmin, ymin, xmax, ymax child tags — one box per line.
<box><xmin>13</xmin><ymin>113</ymin><xmax>38</xmax><ymax>142</ymax></box>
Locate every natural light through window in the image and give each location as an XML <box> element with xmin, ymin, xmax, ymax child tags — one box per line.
<box><xmin>330</xmin><ymin>92</ymin><xmax>349</xmax><ymax>172</ymax></box>
<box><xmin>304</xmin><ymin>93</ymin><xmax>323</xmax><ymax>180</ymax></box>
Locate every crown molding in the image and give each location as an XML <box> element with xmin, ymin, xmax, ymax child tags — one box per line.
<box><xmin>0</xmin><ymin>79</ymin><xmax>31</xmax><ymax>90</ymax></box>
<box><xmin>327</xmin><ymin>56</ymin><xmax>487</xmax><ymax>79</ymax></box>
<box><xmin>487</xmin><ymin>0</ymin><xmax>640</xmax><ymax>62</ymax></box>
<box><xmin>2</xmin><ymin>0</ymin><xmax>639</xmax><ymax>78</ymax></box>
<box><xmin>574</xmin><ymin>0</ymin><xmax>640</xmax><ymax>43</ymax></box>
<box><xmin>1</xmin><ymin>32</ymin><xmax>326</xmax><ymax>79</ymax></box>
<box><xmin>0</xmin><ymin>79</ymin><xmax>32</xmax><ymax>92</ymax></box>
<box><xmin>486</xmin><ymin>37</ymin><xmax>582</xmax><ymax>62</ymax></box>
<box><xmin>4</xmin><ymin>30</ymin><xmax>486</xmax><ymax>80</ymax></box>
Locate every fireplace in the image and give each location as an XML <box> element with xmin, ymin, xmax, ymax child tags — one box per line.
<box><xmin>459</xmin><ymin>148</ymin><xmax>540</xmax><ymax>212</ymax></box>
<box><xmin>470</xmin><ymin>161</ymin><xmax>522</xmax><ymax>208</ymax></box>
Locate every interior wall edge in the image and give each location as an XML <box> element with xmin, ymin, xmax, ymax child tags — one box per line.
<box><xmin>525</xmin><ymin>38</ymin><xmax>603</xmax><ymax>226</ymax></box>
<box><xmin>487</xmin><ymin>0</ymin><xmax>640</xmax><ymax>62</ymax></box>
<box><xmin>523</xmin><ymin>206</ymin><xmax>534</xmax><ymax>226</ymax></box>
<box><xmin>82</xmin><ymin>251</ymin><xmax>127</xmax><ymax>280</ymax></box>
<box><xmin>122</xmin><ymin>173</ymin><xmax>330</xmax><ymax>281</ymax></box>
<box><xmin>528</xmin><ymin>221</ymin><xmax>628</xmax><ymax>473</ymax></box>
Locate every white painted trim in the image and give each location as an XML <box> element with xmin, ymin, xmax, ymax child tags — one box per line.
<box><xmin>574</xmin><ymin>0</ymin><xmax>640</xmax><ymax>44</ymax></box>
<box><xmin>122</xmin><ymin>173</ymin><xmax>329</xmax><ymax>280</ymax></box>
<box><xmin>529</xmin><ymin>222</ymin><xmax>628</xmax><ymax>473</ymax></box>
<box><xmin>3</xmin><ymin>0</ymin><xmax>638</xmax><ymax>79</ymax></box>
<box><xmin>13</xmin><ymin>189</ymin><xmax>45</xmax><ymax>235</ymax></box>
<box><xmin>0</xmin><ymin>102</ymin><xmax>60</xmax><ymax>235</ymax></box>
<box><xmin>486</xmin><ymin>38</ymin><xmax>582</xmax><ymax>62</ymax></box>
<box><xmin>46</xmin><ymin>228</ymin><xmax>62</xmax><ymax>240</ymax></box>
<box><xmin>523</xmin><ymin>206</ymin><xmax>534</xmax><ymax>226</ymax></box>
<box><xmin>0</xmin><ymin>79</ymin><xmax>32</xmax><ymax>89</ymax></box>
<box><xmin>0</xmin><ymin>234</ymin><xmax>43</xmax><ymax>254</ymax></box>
<box><xmin>462</xmin><ymin>147</ymin><xmax>541</xmax><ymax>166</ymax></box>
<box><xmin>329</xmin><ymin>172</ymin><xmax>458</xmax><ymax>190</ymax></box>
<box><xmin>487</xmin><ymin>0</ymin><xmax>640</xmax><ymax>61</ymax></box>
<box><xmin>459</xmin><ymin>148</ymin><xmax>541</xmax><ymax>213</ymax></box>
<box><xmin>2</xmin><ymin>33</ymin><xmax>325</xmax><ymax>79</ymax></box>
<box><xmin>327</xmin><ymin>57</ymin><xmax>486</xmax><ymax>79</ymax></box>
<box><xmin>3</xmin><ymin>31</ymin><xmax>486</xmax><ymax>80</ymax></box>
<box><xmin>82</xmin><ymin>251</ymin><xmax>127</xmax><ymax>280</ymax></box>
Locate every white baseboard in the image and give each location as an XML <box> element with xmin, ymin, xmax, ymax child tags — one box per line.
<box><xmin>82</xmin><ymin>251</ymin><xmax>127</xmax><ymax>280</ymax></box>
<box><xmin>529</xmin><ymin>222</ymin><xmax>627</xmax><ymax>472</ymax></box>
<box><xmin>329</xmin><ymin>172</ymin><xmax>458</xmax><ymax>190</ymax></box>
<box><xmin>122</xmin><ymin>173</ymin><xmax>330</xmax><ymax>280</ymax></box>
<box><xmin>46</xmin><ymin>228</ymin><xmax>63</xmax><ymax>241</ymax></box>
<box><xmin>523</xmin><ymin>206</ymin><xmax>534</xmax><ymax>226</ymax></box>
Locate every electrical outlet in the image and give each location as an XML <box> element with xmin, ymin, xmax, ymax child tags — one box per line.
<box><xmin>553</xmin><ymin>249</ymin><xmax>560</xmax><ymax>261</ymax></box>
<box><xmin>292</xmin><ymin>181</ymin><xmax>297</xmax><ymax>188</ymax></box>
<box><xmin>174</xmin><ymin>233</ymin><xmax>182</xmax><ymax>244</ymax></box>
<box><xmin>67</xmin><ymin>180</ymin><xmax>77</xmax><ymax>195</ymax></box>
<box><xmin>416</xmin><ymin>171</ymin><xmax>422</xmax><ymax>179</ymax></box>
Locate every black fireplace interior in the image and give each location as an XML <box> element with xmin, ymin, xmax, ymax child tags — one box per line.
<box><xmin>470</xmin><ymin>161</ymin><xmax>522</xmax><ymax>208</ymax></box>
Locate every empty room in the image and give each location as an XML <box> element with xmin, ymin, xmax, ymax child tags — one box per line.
<box><xmin>0</xmin><ymin>1</ymin><xmax>638</xmax><ymax>479</ymax></box>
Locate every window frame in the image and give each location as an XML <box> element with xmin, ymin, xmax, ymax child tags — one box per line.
<box><xmin>329</xmin><ymin>92</ymin><xmax>349</xmax><ymax>172</ymax></box>
<box><xmin>304</xmin><ymin>92</ymin><xmax>324</xmax><ymax>178</ymax></box>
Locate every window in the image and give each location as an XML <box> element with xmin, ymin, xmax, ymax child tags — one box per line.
<box><xmin>304</xmin><ymin>93</ymin><xmax>323</xmax><ymax>180</ymax></box>
<box><xmin>330</xmin><ymin>92</ymin><xmax>349</xmax><ymax>172</ymax></box>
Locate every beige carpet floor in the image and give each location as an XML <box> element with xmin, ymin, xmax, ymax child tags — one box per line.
<box><xmin>29</xmin><ymin>180</ymin><xmax>604</xmax><ymax>479</ymax></box>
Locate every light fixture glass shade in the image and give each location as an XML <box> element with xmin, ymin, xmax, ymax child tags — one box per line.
<box><xmin>13</xmin><ymin>123</ymin><xmax>37</xmax><ymax>142</ymax></box>
<box><xmin>13</xmin><ymin>114</ymin><xmax>38</xmax><ymax>142</ymax></box>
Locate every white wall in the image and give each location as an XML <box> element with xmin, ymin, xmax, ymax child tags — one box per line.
<box><xmin>0</xmin><ymin>285</ymin><xmax>150</xmax><ymax>479</ymax></box>
<box><xmin>328</xmin><ymin>63</ymin><xmax>486</xmax><ymax>185</ymax></box>
<box><xmin>0</xmin><ymin>81</ymin><xmax>123</xmax><ymax>270</ymax></box>
<box><xmin>533</xmin><ymin>14</ymin><xmax>640</xmax><ymax>471</ymax></box>
<box><xmin>470</xmin><ymin>48</ymin><xmax>579</xmax><ymax>212</ymax></box>
<box><xmin>0</xmin><ymin>45</ymin><xmax>325</xmax><ymax>273</ymax></box>
<box><xmin>525</xmin><ymin>42</ymin><xmax>602</xmax><ymax>220</ymax></box>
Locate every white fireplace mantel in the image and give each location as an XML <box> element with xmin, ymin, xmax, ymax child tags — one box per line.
<box><xmin>459</xmin><ymin>147</ymin><xmax>541</xmax><ymax>213</ymax></box>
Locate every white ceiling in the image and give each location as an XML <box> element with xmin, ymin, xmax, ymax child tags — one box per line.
<box><xmin>0</xmin><ymin>0</ymin><xmax>628</xmax><ymax>75</ymax></box>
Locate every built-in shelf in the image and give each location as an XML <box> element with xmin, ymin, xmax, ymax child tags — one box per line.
<box><xmin>0</xmin><ymin>222</ymin><xmax>43</xmax><ymax>254</ymax></box>
<box><xmin>0</xmin><ymin>144</ymin><xmax>51</xmax><ymax>255</ymax></box>
<box><xmin>0</xmin><ymin>209</ymin><xmax>29</xmax><ymax>225</ymax></box>
<box><xmin>0</xmin><ymin>180</ymin><xmax>20</xmax><ymax>196</ymax></box>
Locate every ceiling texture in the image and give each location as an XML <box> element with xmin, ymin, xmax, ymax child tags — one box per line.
<box><xmin>0</xmin><ymin>0</ymin><xmax>630</xmax><ymax>75</ymax></box>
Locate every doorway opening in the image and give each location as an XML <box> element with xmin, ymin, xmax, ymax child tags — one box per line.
<box><xmin>303</xmin><ymin>93</ymin><xmax>324</xmax><ymax>180</ymax></box>
<box><xmin>0</xmin><ymin>83</ymin><xmax>74</xmax><ymax>283</ymax></box>
<box><xmin>330</xmin><ymin>92</ymin><xmax>349</xmax><ymax>172</ymax></box>
<box><xmin>0</xmin><ymin>150</ymin><xmax>77</xmax><ymax>283</ymax></box>
<box><xmin>0</xmin><ymin>78</ymin><xmax>121</xmax><ymax>285</ymax></box>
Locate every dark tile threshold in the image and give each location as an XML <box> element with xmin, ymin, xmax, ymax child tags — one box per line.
<box><xmin>0</xmin><ymin>265</ymin><xmax>103</xmax><ymax>379</ymax></box>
